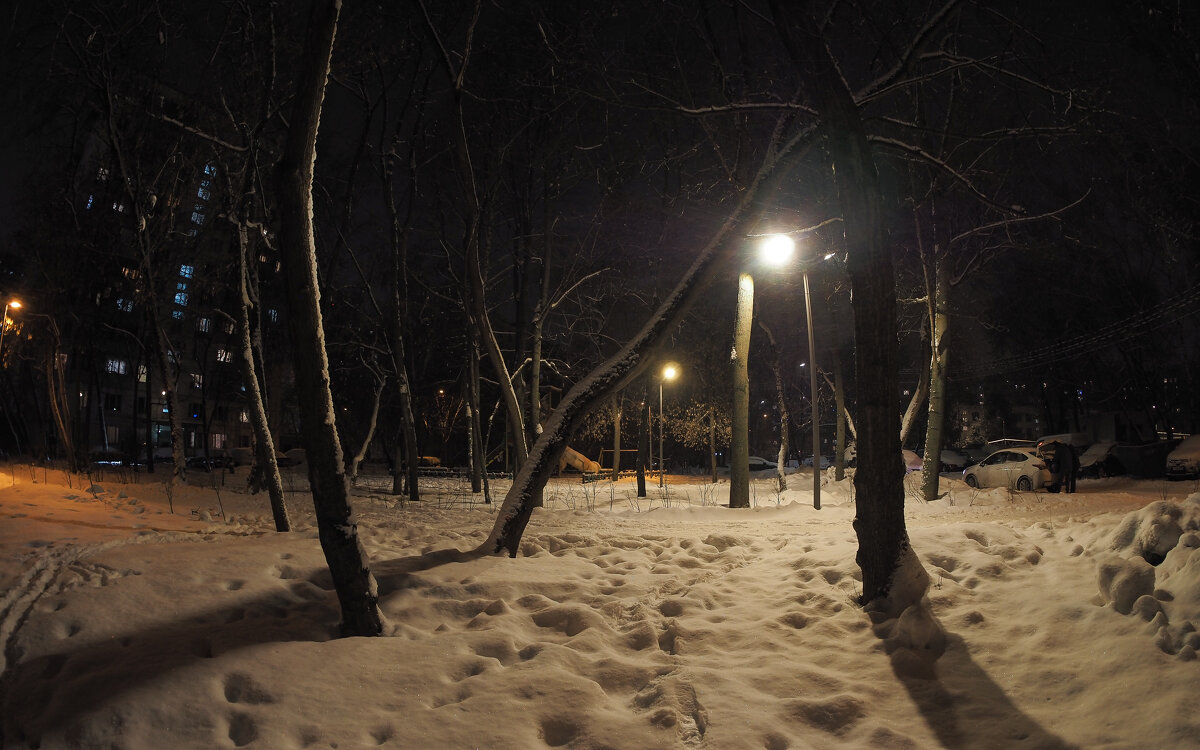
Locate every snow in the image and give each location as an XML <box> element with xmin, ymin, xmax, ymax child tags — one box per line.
<box><xmin>2</xmin><ymin>464</ymin><xmax>1198</xmax><ymax>749</ymax></box>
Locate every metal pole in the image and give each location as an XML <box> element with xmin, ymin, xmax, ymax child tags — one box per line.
<box><xmin>803</xmin><ymin>269</ymin><xmax>820</xmax><ymax>510</ymax></box>
<box><xmin>658</xmin><ymin>381</ymin><xmax>665</xmax><ymax>487</ymax></box>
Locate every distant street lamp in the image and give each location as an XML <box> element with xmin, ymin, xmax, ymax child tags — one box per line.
<box><xmin>0</xmin><ymin>300</ymin><xmax>20</xmax><ymax>356</ymax></box>
<box><xmin>659</xmin><ymin>362</ymin><xmax>679</xmax><ymax>487</ymax></box>
<box><xmin>1</xmin><ymin>299</ymin><xmax>23</xmax><ymax>456</ymax></box>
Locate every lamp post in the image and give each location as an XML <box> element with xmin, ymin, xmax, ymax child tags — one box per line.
<box><xmin>0</xmin><ymin>300</ymin><xmax>20</xmax><ymax>356</ymax></box>
<box><xmin>759</xmin><ymin>235</ymin><xmax>824</xmax><ymax>510</ymax></box>
<box><xmin>800</xmin><ymin>259</ymin><xmax>821</xmax><ymax>510</ymax></box>
<box><xmin>1</xmin><ymin>300</ymin><xmax>23</xmax><ymax>456</ymax></box>
<box><xmin>659</xmin><ymin>362</ymin><xmax>679</xmax><ymax>487</ymax></box>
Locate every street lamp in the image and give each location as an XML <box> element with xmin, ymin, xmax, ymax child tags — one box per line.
<box><xmin>1</xmin><ymin>300</ymin><xmax>22</xmax><ymax>456</ymax></box>
<box><xmin>0</xmin><ymin>300</ymin><xmax>20</xmax><ymax>355</ymax></box>
<box><xmin>659</xmin><ymin>362</ymin><xmax>679</xmax><ymax>487</ymax></box>
<box><xmin>757</xmin><ymin>234</ymin><xmax>824</xmax><ymax>511</ymax></box>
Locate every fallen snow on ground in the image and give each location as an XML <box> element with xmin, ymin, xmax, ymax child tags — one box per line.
<box><xmin>1</xmin><ymin>464</ymin><xmax>1198</xmax><ymax>749</ymax></box>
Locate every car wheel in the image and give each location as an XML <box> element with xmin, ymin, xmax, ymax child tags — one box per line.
<box><xmin>1017</xmin><ymin>476</ymin><xmax>1033</xmax><ymax>491</ymax></box>
<box><xmin>965</xmin><ymin>474</ymin><xmax>978</xmax><ymax>488</ymax></box>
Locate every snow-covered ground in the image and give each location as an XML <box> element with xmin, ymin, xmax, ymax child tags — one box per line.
<box><xmin>1</xmin><ymin>462</ymin><xmax>1198</xmax><ymax>749</ymax></box>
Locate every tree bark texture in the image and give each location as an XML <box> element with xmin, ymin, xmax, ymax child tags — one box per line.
<box><xmin>729</xmin><ymin>273</ymin><xmax>754</xmax><ymax>508</ymax></box>
<box><xmin>276</xmin><ymin>0</ymin><xmax>382</xmax><ymax>637</ymax></box>
<box><xmin>921</xmin><ymin>257</ymin><xmax>950</xmax><ymax>503</ymax></box>
<box><xmin>771</xmin><ymin>1</ymin><xmax>913</xmax><ymax>607</ymax></box>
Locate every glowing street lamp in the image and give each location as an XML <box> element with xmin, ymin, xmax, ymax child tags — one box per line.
<box><xmin>757</xmin><ymin>234</ymin><xmax>823</xmax><ymax>511</ymax></box>
<box><xmin>0</xmin><ymin>299</ymin><xmax>21</xmax><ymax>358</ymax></box>
<box><xmin>659</xmin><ymin>362</ymin><xmax>679</xmax><ymax>487</ymax></box>
<box><xmin>1</xmin><ymin>299</ymin><xmax>22</xmax><ymax>456</ymax></box>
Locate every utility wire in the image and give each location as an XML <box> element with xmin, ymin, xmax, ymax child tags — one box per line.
<box><xmin>954</xmin><ymin>282</ymin><xmax>1200</xmax><ymax>377</ymax></box>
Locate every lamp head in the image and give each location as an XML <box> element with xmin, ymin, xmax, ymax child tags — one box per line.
<box><xmin>662</xmin><ymin>362</ymin><xmax>679</xmax><ymax>382</ymax></box>
<box><xmin>759</xmin><ymin>234</ymin><xmax>795</xmax><ymax>267</ymax></box>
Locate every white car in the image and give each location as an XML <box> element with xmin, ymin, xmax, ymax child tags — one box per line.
<box><xmin>1166</xmin><ymin>435</ymin><xmax>1200</xmax><ymax>480</ymax></box>
<box><xmin>963</xmin><ymin>448</ymin><xmax>1052</xmax><ymax>491</ymax></box>
<box><xmin>747</xmin><ymin>456</ymin><xmax>778</xmax><ymax>471</ymax></box>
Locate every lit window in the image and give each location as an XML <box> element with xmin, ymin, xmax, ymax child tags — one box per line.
<box><xmin>122</xmin><ymin>266</ymin><xmax>139</xmax><ymax>279</ymax></box>
<box><xmin>240</xmin><ymin>410</ymin><xmax>249</xmax><ymax>423</ymax></box>
<box><xmin>267</xmin><ymin>308</ymin><xmax>278</xmax><ymax>323</ymax></box>
<box><xmin>105</xmin><ymin>359</ymin><xmax>128</xmax><ymax>375</ymax></box>
<box><xmin>224</xmin><ymin>321</ymin><xmax>234</xmax><ymax>335</ymax></box>
<box><xmin>192</xmin><ymin>373</ymin><xmax>203</xmax><ymax>389</ymax></box>
<box><xmin>172</xmin><ymin>310</ymin><xmax>183</xmax><ymax>320</ymax></box>
<box><xmin>137</xmin><ymin>365</ymin><xmax>147</xmax><ymax>383</ymax></box>
<box><xmin>204</xmin><ymin>164</ymin><xmax>217</xmax><ymax>176</ymax></box>
<box><xmin>198</xmin><ymin>317</ymin><xmax>211</xmax><ymax>332</ymax></box>
<box><xmin>115</xmin><ymin>298</ymin><xmax>133</xmax><ymax>312</ymax></box>
<box><xmin>180</xmin><ymin>264</ymin><xmax>194</xmax><ymax>278</ymax></box>
<box><xmin>212</xmin><ymin>433</ymin><xmax>226</xmax><ymax>450</ymax></box>
<box><xmin>197</xmin><ymin>186</ymin><xmax>210</xmax><ymax>201</ymax></box>
<box><xmin>97</xmin><ymin>167</ymin><xmax>110</xmax><ymax>182</ymax></box>
<box><xmin>216</xmin><ymin>348</ymin><xmax>232</xmax><ymax>363</ymax></box>
<box><xmin>113</xmin><ymin>202</ymin><xmax>128</xmax><ymax>213</ymax></box>
<box><xmin>86</xmin><ymin>194</ymin><xmax>94</xmax><ymax>210</ymax></box>
<box><xmin>175</xmin><ymin>292</ymin><xmax>189</xmax><ymax>306</ymax></box>
<box><xmin>258</xmin><ymin>254</ymin><xmax>268</xmax><ymax>264</ymax></box>
<box><xmin>177</xmin><ymin>281</ymin><xmax>188</xmax><ymax>292</ymax></box>
<box><xmin>191</xmin><ymin>211</ymin><xmax>205</xmax><ymax>225</ymax></box>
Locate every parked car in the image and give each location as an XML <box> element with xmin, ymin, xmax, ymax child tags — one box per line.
<box><xmin>1166</xmin><ymin>435</ymin><xmax>1200</xmax><ymax>480</ymax></box>
<box><xmin>185</xmin><ymin>455</ymin><xmax>233</xmax><ymax>472</ymax></box>
<box><xmin>1077</xmin><ymin>441</ymin><xmax>1124</xmax><ymax>478</ymax></box>
<box><xmin>747</xmin><ymin>455</ymin><xmax>778</xmax><ymax>471</ymax></box>
<box><xmin>962</xmin><ymin>448</ymin><xmax>1052</xmax><ymax>491</ymax></box>
<box><xmin>939</xmin><ymin>449</ymin><xmax>970</xmax><ymax>472</ymax></box>
<box><xmin>801</xmin><ymin>455</ymin><xmax>831</xmax><ymax>469</ymax></box>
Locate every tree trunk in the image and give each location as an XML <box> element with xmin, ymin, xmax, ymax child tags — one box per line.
<box><xmin>44</xmin><ymin>327</ymin><xmax>77</xmax><ymax>472</ymax></box>
<box><xmin>467</xmin><ymin>328</ymin><xmax>489</xmax><ymax>501</ymax></box>
<box><xmin>381</xmin><ymin>151</ymin><xmax>421</xmax><ymax>503</ymax></box>
<box><xmin>347</xmin><ymin>373</ymin><xmax>384</xmax><ymax>486</ymax></box>
<box><xmin>757</xmin><ymin>321</ymin><xmax>789</xmax><ymax>492</ymax></box>
<box><xmin>771</xmin><ymin>2</ymin><xmax>920</xmax><ymax>610</ymax></box>
<box><xmin>236</xmin><ymin>221</ymin><xmax>288</xmax><ymax>531</ymax></box>
<box><xmin>611</xmin><ymin>398</ymin><xmax>622</xmax><ymax>482</ymax></box>
<box><xmin>709</xmin><ymin>409</ymin><xmax>718</xmax><ymax>484</ymax></box>
<box><xmin>921</xmin><ymin>256</ymin><xmax>950</xmax><ymax>503</ymax></box>
<box><xmin>729</xmin><ymin>272</ymin><xmax>754</xmax><ymax>508</ymax></box>
<box><xmin>276</xmin><ymin>0</ymin><xmax>381</xmax><ymax>637</ymax></box>
<box><xmin>899</xmin><ymin>356</ymin><xmax>930</xmax><ymax>446</ymax></box>
<box><xmin>635</xmin><ymin>393</ymin><xmax>648</xmax><ymax>498</ymax></box>
<box><xmin>833</xmin><ymin>349</ymin><xmax>847</xmax><ymax>481</ymax></box>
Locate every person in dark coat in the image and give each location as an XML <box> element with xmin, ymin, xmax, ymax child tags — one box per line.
<box><xmin>1059</xmin><ymin>442</ymin><xmax>1077</xmax><ymax>493</ymax></box>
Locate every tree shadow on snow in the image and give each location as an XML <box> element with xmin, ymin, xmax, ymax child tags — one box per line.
<box><xmin>873</xmin><ymin>610</ymin><xmax>1079</xmax><ymax>750</ymax></box>
<box><xmin>1</xmin><ymin>546</ymin><xmax>476</xmax><ymax>747</ymax></box>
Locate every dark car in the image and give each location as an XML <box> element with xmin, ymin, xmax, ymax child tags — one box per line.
<box><xmin>1077</xmin><ymin>442</ymin><xmax>1124</xmax><ymax>478</ymax></box>
<box><xmin>186</xmin><ymin>455</ymin><xmax>233</xmax><ymax>472</ymax></box>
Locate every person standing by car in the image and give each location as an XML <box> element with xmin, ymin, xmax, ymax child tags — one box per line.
<box><xmin>1063</xmin><ymin>443</ymin><xmax>1078</xmax><ymax>493</ymax></box>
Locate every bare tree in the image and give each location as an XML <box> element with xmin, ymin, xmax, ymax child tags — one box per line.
<box><xmin>276</xmin><ymin>0</ymin><xmax>382</xmax><ymax>637</ymax></box>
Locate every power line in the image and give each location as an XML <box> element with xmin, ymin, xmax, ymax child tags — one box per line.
<box><xmin>954</xmin><ymin>282</ymin><xmax>1200</xmax><ymax>377</ymax></box>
